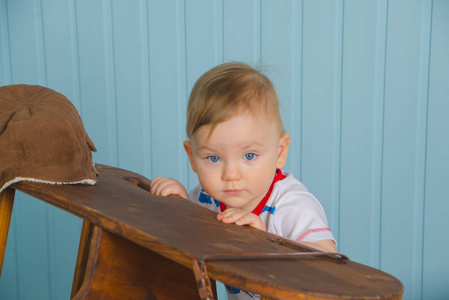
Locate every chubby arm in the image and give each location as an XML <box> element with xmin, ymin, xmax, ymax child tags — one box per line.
<box><xmin>268</xmin><ymin>191</ymin><xmax>338</xmax><ymax>253</ymax></box>
<box><xmin>299</xmin><ymin>239</ymin><xmax>337</xmax><ymax>253</ymax></box>
<box><xmin>149</xmin><ymin>176</ymin><xmax>188</xmax><ymax>199</ymax></box>
<box><xmin>217</xmin><ymin>208</ymin><xmax>336</xmax><ymax>252</ymax></box>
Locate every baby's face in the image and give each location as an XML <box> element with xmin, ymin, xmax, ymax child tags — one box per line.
<box><xmin>184</xmin><ymin>111</ymin><xmax>289</xmax><ymax>212</ymax></box>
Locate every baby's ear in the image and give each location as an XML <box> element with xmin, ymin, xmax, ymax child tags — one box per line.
<box><xmin>277</xmin><ymin>133</ymin><xmax>290</xmax><ymax>168</ymax></box>
<box><xmin>183</xmin><ymin>140</ymin><xmax>197</xmax><ymax>173</ymax></box>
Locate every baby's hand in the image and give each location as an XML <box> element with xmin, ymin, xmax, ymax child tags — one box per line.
<box><xmin>149</xmin><ymin>176</ymin><xmax>188</xmax><ymax>199</ymax></box>
<box><xmin>217</xmin><ymin>208</ymin><xmax>266</xmax><ymax>231</ymax></box>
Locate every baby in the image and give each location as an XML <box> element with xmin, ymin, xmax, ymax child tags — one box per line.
<box><xmin>150</xmin><ymin>62</ymin><xmax>336</xmax><ymax>299</ymax></box>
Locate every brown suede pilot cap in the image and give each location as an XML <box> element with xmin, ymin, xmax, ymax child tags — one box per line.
<box><xmin>0</xmin><ymin>84</ymin><xmax>98</xmax><ymax>193</ymax></box>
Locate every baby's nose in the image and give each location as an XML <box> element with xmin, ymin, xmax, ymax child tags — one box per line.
<box><xmin>221</xmin><ymin>163</ymin><xmax>242</xmax><ymax>181</ymax></box>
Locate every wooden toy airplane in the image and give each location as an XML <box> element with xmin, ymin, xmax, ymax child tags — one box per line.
<box><xmin>0</xmin><ymin>164</ymin><xmax>403</xmax><ymax>299</ymax></box>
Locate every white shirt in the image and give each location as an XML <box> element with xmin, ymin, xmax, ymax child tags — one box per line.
<box><xmin>189</xmin><ymin>170</ymin><xmax>335</xmax><ymax>300</ymax></box>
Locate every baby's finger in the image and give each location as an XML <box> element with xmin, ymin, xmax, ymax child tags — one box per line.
<box><xmin>218</xmin><ymin>210</ymin><xmax>247</xmax><ymax>223</ymax></box>
<box><xmin>150</xmin><ymin>177</ymin><xmax>171</xmax><ymax>195</ymax></box>
<box><xmin>149</xmin><ymin>176</ymin><xmax>163</xmax><ymax>194</ymax></box>
<box><xmin>236</xmin><ymin>214</ymin><xmax>266</xmax><ymax>231</ymax></box>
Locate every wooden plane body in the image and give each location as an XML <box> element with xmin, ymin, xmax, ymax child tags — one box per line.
<box><xmin>0</xmin><ymin>164</ymin><xmax>403</xmax><ymax>299</ymax></box>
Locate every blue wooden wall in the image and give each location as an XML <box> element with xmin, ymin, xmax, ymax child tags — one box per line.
<box><xmin>1</xmin><ymin>1</ymin><xmax>448</xmax><ymax>299</ymax></box>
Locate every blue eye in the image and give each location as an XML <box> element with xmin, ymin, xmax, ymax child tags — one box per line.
<box><xmin>245</xmin><ymin>153</ymin><xmax>256</xmax><ymax>160</ymax></box>
<box><xmin>208</xmin><ymin>156</ymin><xmax>220</xmax><ymax>163</ymax></box>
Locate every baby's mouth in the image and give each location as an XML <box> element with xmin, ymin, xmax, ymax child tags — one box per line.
<box><xmin>224</xmin><ymin>189</ymin><xmax>243</xmax><ymax>195</ymax></box>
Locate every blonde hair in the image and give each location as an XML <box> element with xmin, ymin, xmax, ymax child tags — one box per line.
<box><xmin>186</xmin><ymin>62</ymin><xmax>285</xmax><ymax>138</ymax></box>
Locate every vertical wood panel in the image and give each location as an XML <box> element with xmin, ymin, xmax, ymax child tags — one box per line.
<box><xmin>223</xmin><ymin>0</ymin><xmax>260</xmax><ymax>64</ymax></box>
<box><xmin>185</xmin><ymin>0</ymin><xmax>223</xmax><ymax>88</ymax></box>
<box><xmin>0</xmin><ymin>0</ymin><xmax>11</xmax><ymax>85</ymax></box>
<box><xmin>147</xmin><ymin>0</ymin><xmax>188</xmax><ymax>182</ymax></box>
<box><xmin>289</xmin><ymin>0</ymin><xmax>302</xmax><ymax>179</ymax></box>
<box><xmin>339</xmin><ymin>0</ymin><xmax>382</xmax><ymax>265</ymax></box>
<box><xmin>301</xmin><ymin>0</ymin><xmax>342</xmax><ymax>234</ymax></box>
<box><xmin>75</xmin><ymin>0</ymin><xmax>118</xmax><ymax>166</ymax></box>
<box><xmin>371</xmin><ymin>0</ymin><xmax>388</xmax><ymax>270</ymax></box>
<box><xmin>414</xmin><ymin>1</ymin><xmax>433</xmax><ymax>299</ymax></box>
<box><xmin>112</xmin><ymin>0</ymin><xmax>151</xmax><ymax>177</ymax></box>
<box><xmin>7</xmin><ymin>0</ymin><xmax>46</xmax><ymax>85</ymax></box>
<box><xmin>423</xmin><ymin>1</ymin><xmax>449</xmax><ymax>298</ymax></box>
<box><xmin>381</xmin><ymin>1</ymin><xmax>431</xmax><ymax>299</ymax></box>
<box><xmin>332</xmin><ymin>0</ymin><xmax>344</xmax><ymax>245</ymax></box>
<box><xmin>41</xmin><ymin>0</ymin><xmax>80</xmax><ymax>105</ymax></box>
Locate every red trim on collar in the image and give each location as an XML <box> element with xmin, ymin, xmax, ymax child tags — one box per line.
<box><xmin>219</xmin><ymin>169</ymin><xmax>286</xmax><ymax>215</ymax></box>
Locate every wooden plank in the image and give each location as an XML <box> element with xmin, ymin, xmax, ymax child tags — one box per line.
<box><xmin>13</xmin><ymin>164</ymin><xmax>403</xmax><ymax>299</ymax></box>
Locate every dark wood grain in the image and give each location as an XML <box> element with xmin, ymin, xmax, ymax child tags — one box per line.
<box><xmin>9</xmin><ymin>164</ymin><xmax>403</xmax><ymax>299</ymax></box>
<box><xmin>71</xmin><ymin>221</ymin><xmax>96</xmax><ymax>298</ymax></box>
<box><xmin>71</xmin><ymin>224</ymin><xmax>201</xmax><ymax>299</ymax></box>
